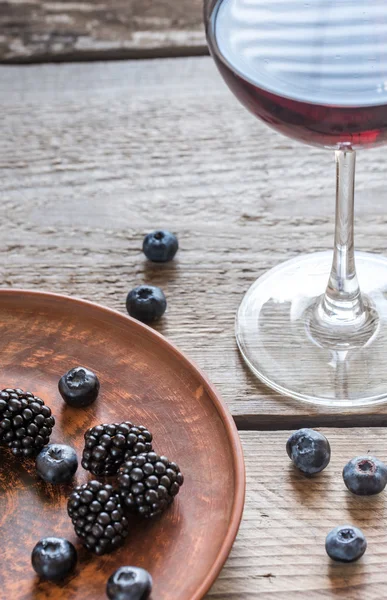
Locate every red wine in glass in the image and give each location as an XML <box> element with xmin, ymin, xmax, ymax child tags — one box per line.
<box><xmin>207</xmin><ymin>0</ymin><xmax>387</xmax><ymax>148</ymax></box>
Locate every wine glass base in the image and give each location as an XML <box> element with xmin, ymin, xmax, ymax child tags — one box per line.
<box><xmin>236</xmin><ymin>251</ymin><xmax>387</xmax><ymax>407</ymax></box>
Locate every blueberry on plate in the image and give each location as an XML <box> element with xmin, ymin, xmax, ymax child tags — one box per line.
<box><xmin>325</xmin><ymin>525</ymin><xmax>367</xmax><ymax>562</ymax></box>
<box><xmin>59</xmin><ymin>366</ymin><xmax>100</xmax><ymax>407</ymax></box>
<box><xmin>343</xmin><ymin>455</ymin><xmax>387</xmax><ymax>495</ymax></box>
<box><xmin>286</xmin><ymin>428</ymin><xmax>331</xmax><ymax>475</ymax></box>
<box><xmin>107</xmin><ymin>566</ymin><xmax>152</xmax><ymax>600</ymax></box>
<box><xmin>36</xmin><ymin>443</ymin><xmax>78</xmax><ymax>484</ymax></box>
<box><xmin>126</xmin><ymin>285</ymin><xmax>167</xmax><ymax>323</ymax></box>
<box><xmin>31</xmin><ymin>537</ymin><xmax>77</xmax><ymax>581</ymax></box>
<box><xmin>143</xmin><ymin>230</ymin><xmax>178</xmax><ymax>263</ymax></box>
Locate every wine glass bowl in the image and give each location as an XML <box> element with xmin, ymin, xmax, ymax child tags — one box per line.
<box><xmin>206</xmin><ymin>0</ymin><xmax>387</xmax><ymax>150</ymax></box>
<box><xmin>205</xmin><ymin>0</ymin><xmax>387</xmax><ymax>406</ymax></box>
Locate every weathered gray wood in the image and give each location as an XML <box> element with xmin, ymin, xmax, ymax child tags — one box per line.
<box><xmin>1</xmin><ymin>57</ymin><xmax>387</xmax><ymax>426</ymax></box>
<box><xmin>0</xmin><ymin>0</ymin><xmax>206</xmax><ymax>63</ymax></box>
<box><xmin>207</xmin><ymin>429</ymin><xmax>387</xmax><ymax>599</ymax></box>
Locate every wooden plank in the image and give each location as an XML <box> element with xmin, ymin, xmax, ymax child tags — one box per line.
<box><xmin>207</xmin><ymin>429</ymin><xmax>387</xmax><ymax>599</ymax></box>
<box><xmin>0</xmin><ymin>0</ymin><xmax>206</xmax><ymax>63</ymax></box>
<box><xmin>1</xmin><ymin>57</ymin><xmax>387</xmax><ymax>426</ymax></box>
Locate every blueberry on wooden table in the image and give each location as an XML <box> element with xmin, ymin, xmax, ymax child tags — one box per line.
<box><xmin>31</xmin><ymin>537</ymin><xmax>77</xmax><ymax>581</ymax></box>
<box><xmin>36</xmin><ymin>443</ymin><xmax>78</xmax><ymax>484</ymax></box>
<box><xmin>286</xmin><ymin>428</ymin><xmax>331</xmax><ymax>474</ymax></box>
<box><xmin>325</xmin><ymin>525</ymin><xmax>367</xmax><ymax>563</ymax></box>
<box><xmin>58</xmin><ymin>366</ymin><xmax>100</xmax><ymax>407</ymax></box>
<box><xmin>343</xmin><ymin>455</ymin><xmax>387</xmax><ymax>495</ymax></box>
<box><xmin>107</xmin><ymin>566</ymin><xmax>152</xmax><ymax>600</ymax></box>
<box><xmin>126</xmin><ymin>285</ymin><xmax>167</xmax><ymax>323</ymax></box>
<box><xmin>143</xmin><ymin>229</ymin><xmax>178</xmax><ymax>262</ymax></box>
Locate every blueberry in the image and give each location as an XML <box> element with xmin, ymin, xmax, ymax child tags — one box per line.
<box><xmin>325</xmin><ymin>525</ymin><xmax>367</xmax><ymax>562</ymax></box>
<box><xmin>106</xmin><ymin>566</ymin><xmax>152</xmax><ymax>600</ymax></box>
<box><xmin>59</xmin><ymin>366</ymin><xmax>100</xmax><ymax>407</ymax></box>
<box><xmin>343</xmin><ymin>455</ymin><xmax>387</xmax><ymax>495</ymax></box>
<box><xmin>143</xmin><ymin>230</ymin><xmax>178</xmax><ymax>263</ymax></box>
<box><xmin>36</xmin><ymin>443</ymin><xmax>78</xmax><ymax>484</ymax></box>
<box><xmin>31</xmin><ymin>537</ymin><xmax>77</xmax><ymax>580</ymax></box>
<box><xmin>126</xmin><ymin>285</ymin><xmax>167</xmax><ymax>323</ymax></box>
<box><xmin>286</xmin><ymin>428</ymin><xmax>330</xmax><ymax>475</ymax></box>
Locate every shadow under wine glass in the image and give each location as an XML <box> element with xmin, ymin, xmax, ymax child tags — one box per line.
<box><xmin>204</xmin><ymin>0</ymin><xmax>387</xmax><ymax>407</ymax></box>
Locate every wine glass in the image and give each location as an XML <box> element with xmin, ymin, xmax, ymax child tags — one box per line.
<box><xmin>204</xmin><ymin>0</ymin><xmax>387</xmax><ymax>406</ymax></box>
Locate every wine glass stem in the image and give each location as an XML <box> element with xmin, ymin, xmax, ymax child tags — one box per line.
<box><xmin>320</xmin><ymin>148</ymin><xmax>366</xmax><ymax>324</ymax></box>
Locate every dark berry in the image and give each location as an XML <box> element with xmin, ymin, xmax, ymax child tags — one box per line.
<box><xmin>143</xmin><ymin>230</ymin><xmax>178</xmax><ymax>263</ymax></box>
<box><xmin>126</xmin><ymin>285</ymin><xmax>166</xmax><ymax>323</ymax></box>
<box><xmin>343</xmin><ymin>456</ymin><xmax>387</xmax><ymax>495</ymax></box>
<box><xmin>107</xmin><ymin>566</ymin><xmax>152</xmax><ymax>600</ymax></box>
<box><xmin>0</xmin><ymin>388</ymin><xmax>55</xmax><ymax>457</ymax></box>
<box><xmin>325</xmin><ymin>525</ymin><xmax>367</xmax><ymax>562</ymax></box>
<box><xmin>286</xmin><ymin>428</ymin><xmax>330</xmax><ymax>475</ymax></box>
<box><xmin>31</xmin><ymin>537</ymin><xmax>77</xmax><ymax>581</ymax></box>
<box><xmin>36</xmin><ymin>444</ymin><xmax>78</xmax><ymax>484</ymax></box>
<box><xmin>59</xmin><ymin>366</ymin><xmax>100</xmax><ymax>408</ymax></box>
<box><xmin>82</xmin><ymin>421</ymin><xmax>153</xmax><ymax>476</ymax></box>
<box><xmin>68</xmin><ymin>481</ymin><xmax>129</xmax><ymax>555</ymax></box>
<box><xmin>118</xmin><ymin>452</ymin><xmax>184</xmax><ymax>518</ymax></box>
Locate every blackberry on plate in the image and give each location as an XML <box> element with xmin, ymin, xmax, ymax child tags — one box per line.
<box><xmin>31</xmin><ymin>537</ymin><xmax>77</xmax><ymax>581</ymax></box>
<box><xmin>0</xmin><ymin>388</ymin><xmax>55</xmax><ymax>457</ymax></box>
<box><xmin>82</xmin><ymin>421</ymin><xmax>153</xmax><ymax>476</ymax></box>
<box><xmin>59</xmin><ymin>366</ymin><xmax>100</xmax><ymax>408</ymax></box>
<box><xmin>107</xmin><ymin>566</ymin><xmax>152</xmax><ymax>600</ymax></box>
<box><xmin>68</xmin><ymin>480</ymin><xmax>129</xmax><ymax>555</ymax></box>
<box><xmin>118</xmin><ymin>452</ymin><xmax>184</xmax><ymax>518</ymax></box>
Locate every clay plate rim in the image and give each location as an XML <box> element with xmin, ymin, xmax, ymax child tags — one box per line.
<box><xmin>0</xmin><ymin>288</ymin><xmax>246</xmax><ymax>600</ymax></box>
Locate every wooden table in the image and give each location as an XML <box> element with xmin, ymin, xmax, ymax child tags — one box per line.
<box><xmin>2</xmin><ymin>4</ymin><xmax>387</xmax><ymax>598</ymax></box>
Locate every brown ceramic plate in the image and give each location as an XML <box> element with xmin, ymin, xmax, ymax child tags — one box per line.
<box><xmin>0</xmin><ymin>290</ymin><xmax>245</xmax><ymax>600</ymax></box>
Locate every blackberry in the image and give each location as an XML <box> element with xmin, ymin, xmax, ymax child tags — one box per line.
<box><xmin>82</xmin><ymin>421</ymin><xmax>153</xmax><ymax>476</ymax></box>
<box><xmin>118</xmin><ymin>452</ymin><xmax>184</xmax><ymax>518</ymax></box>
<box><xmin>67</xmin><ymin>480</ymin><xmax>129</xmax><ymax>555</ymax></box>
<box><xmin>0</xmin><ymin>388</ymin><xmax>55</xmax><ymax>457</ymax></box>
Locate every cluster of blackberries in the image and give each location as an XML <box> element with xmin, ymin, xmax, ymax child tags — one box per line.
<box><xmin>2</xmin><ymin>366</ymin><xmax>182</xmax><ymax>600</ymax></box>
<box><xmin>67</xmin><ymin>419</ymin><xmax>184</xmax><ymax>556</ymax></box>
<box><xmin>287</xmin><ymin>428</ymin><xmax>387</xmax><ymax>563</ymax></box>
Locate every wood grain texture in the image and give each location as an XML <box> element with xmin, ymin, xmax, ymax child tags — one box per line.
<box><xmin>207</xmin><ymin>429</ymin><xmax>387</xmax><ymax>599</ymax></box>
<box><xmin>2</xmin><ymin>57</ymin><xmax>387</xmax><ymax>426</ymax></box>
<box><xmin>0</xmin><ymin>0</ymin><xmax>206</xmax><ymax>63</ymax></box>
<box><xmin>0</xmin><ymin>290</ymin><xmax>244</xmax><ymax>600</ymax></box>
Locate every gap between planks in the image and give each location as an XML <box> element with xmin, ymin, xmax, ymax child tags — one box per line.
<box><xmin>1</xmin><ymin>45</ymin><xmax>209</xmax><ymax>65</ymax></box>
<box><xmin>234</xmin><ymin>413</ymin><xmax>387</xmax><ymax>431</ymax></box>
